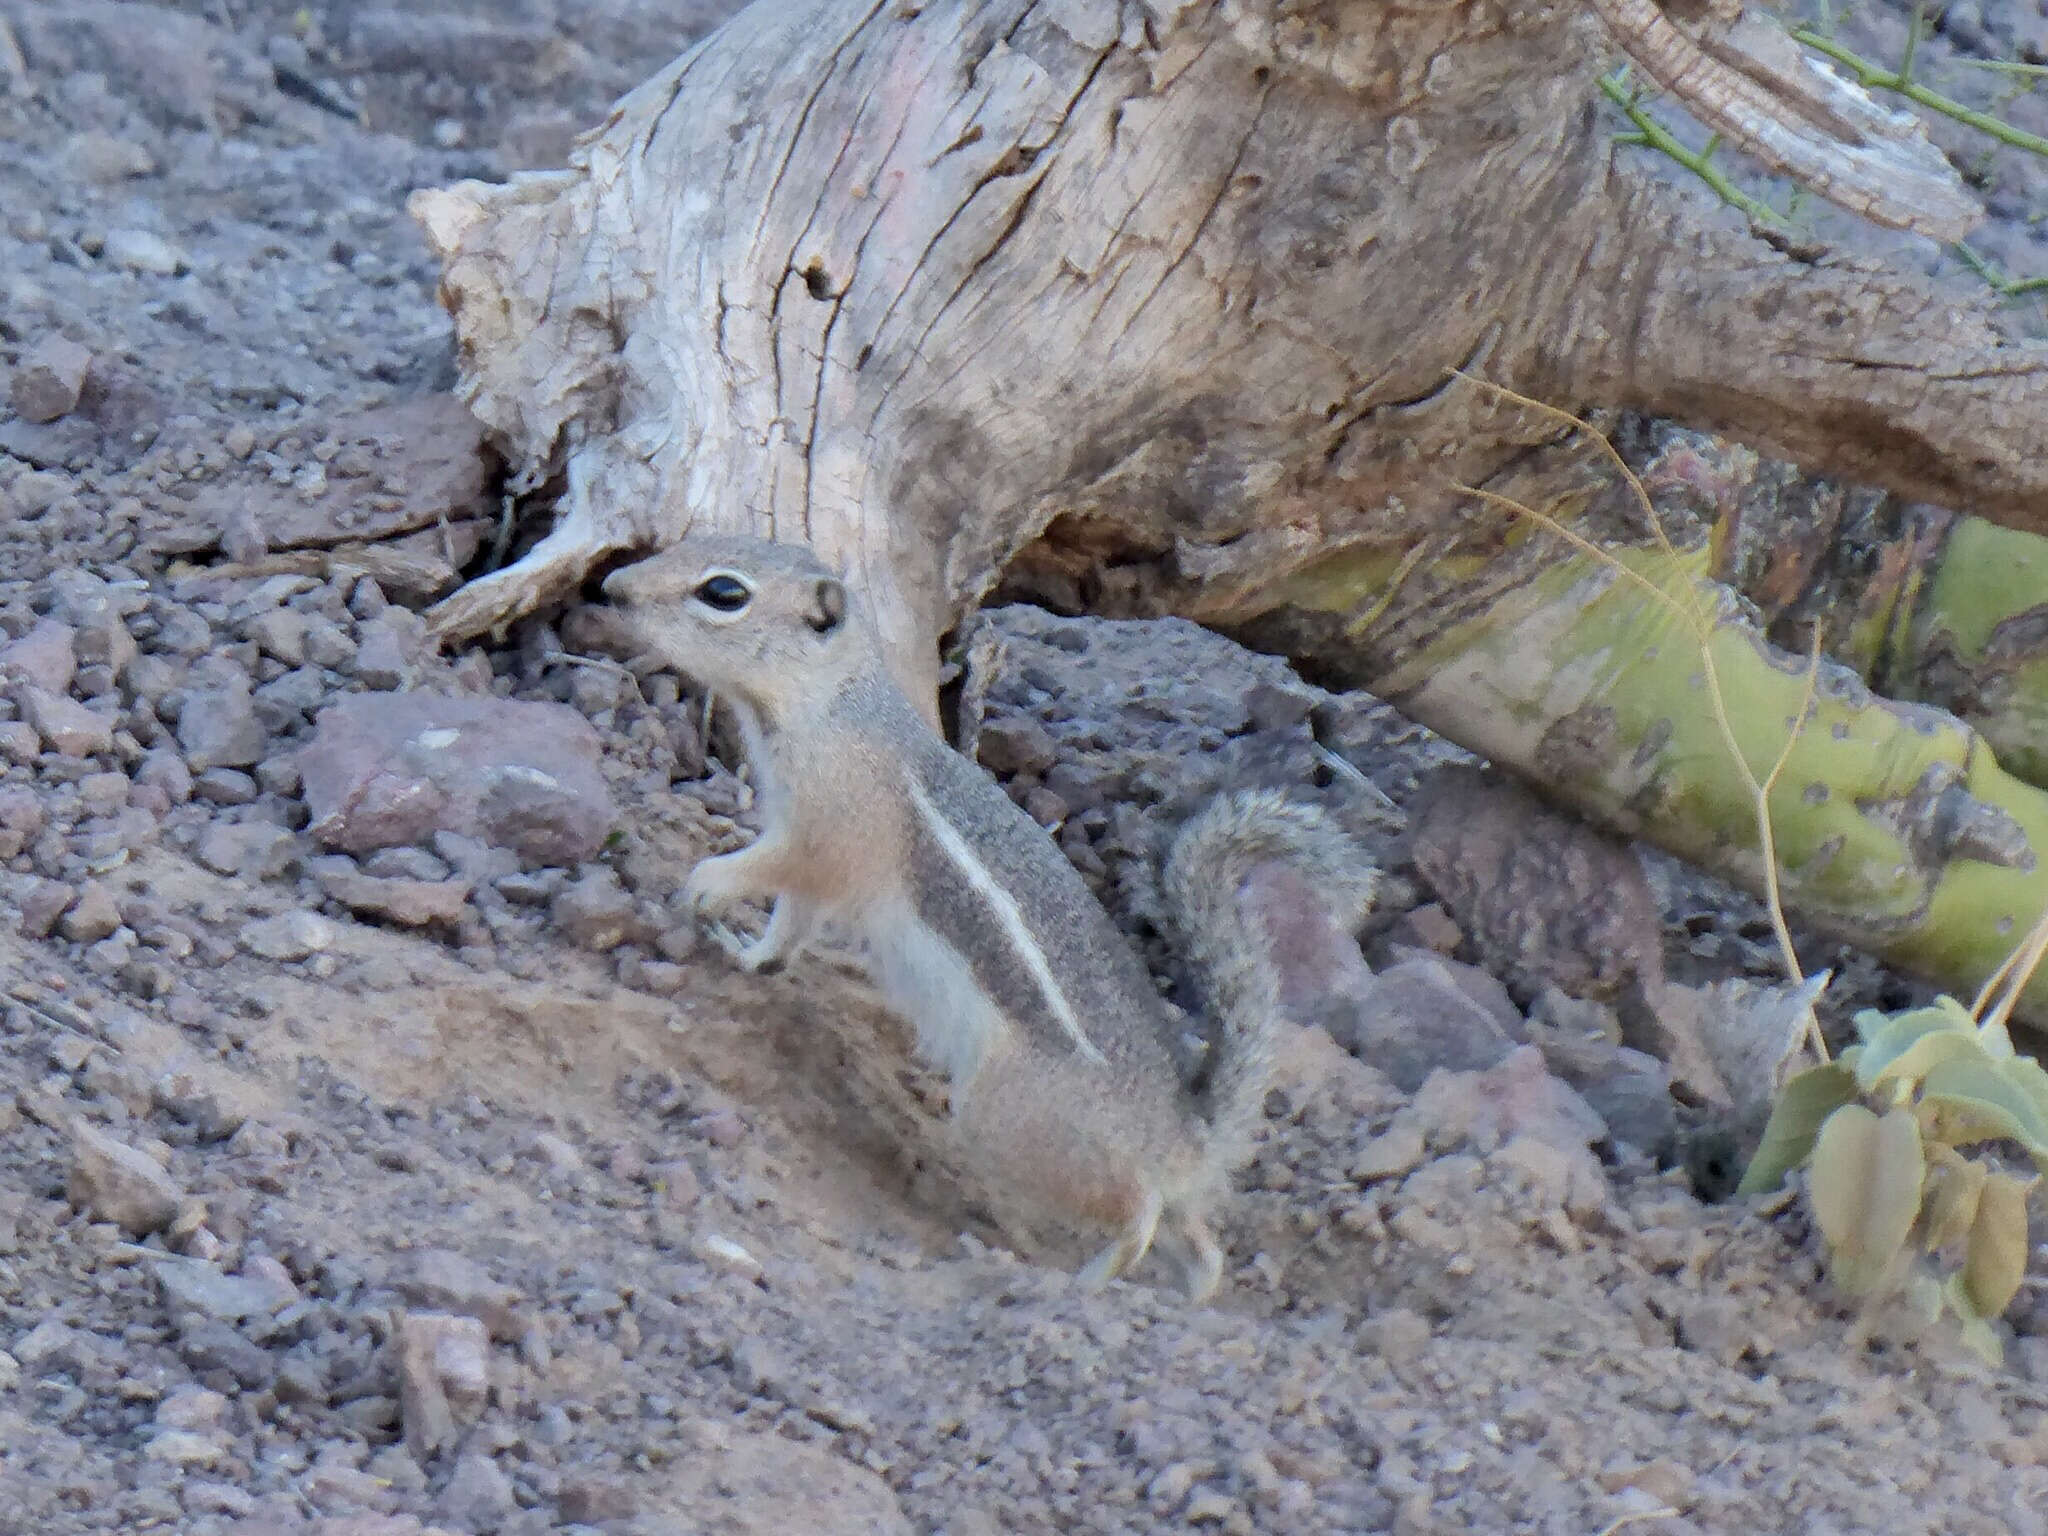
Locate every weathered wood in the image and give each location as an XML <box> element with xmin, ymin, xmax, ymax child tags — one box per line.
<box><xmin>409</xmin><ymin>0</ymin><xmax>2048</xmax><ymax>1007</ymax></box>
<box><xmin>411</xmin><ymin>0</ymin><xmax>2047</xmax><ymax>683</ymax></box>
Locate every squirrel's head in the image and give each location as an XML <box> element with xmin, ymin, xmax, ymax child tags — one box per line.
<box><xmin>602</xmin><ymin>534</ymin><xmax>863</xmax><ymax>718</ymax></box>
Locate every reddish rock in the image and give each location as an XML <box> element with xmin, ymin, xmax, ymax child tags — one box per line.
<box><xmin>298</xmin><ymin>693</ymin><xmax>615</xmax><ymax>864</ymax></box>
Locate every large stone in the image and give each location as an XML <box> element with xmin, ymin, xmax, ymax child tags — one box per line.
<box><xmin>0</xmin><ymin>618</ymin><xmax>78</xmax><ymax>693</ymax></box>
<box><xmin>0</xmin><ymin>721</ymin><xmax>38</xmax><ymax>764</ymax></box>
<box><xmin>1527</xmin><ymin>1014</ymin><xmax>1681</xmax><ymax>1157</ymax></box>
<box><xmin>1329</xmin><ymin>956</ymin><xmax>1518</xmax><ymax>1093</ymax></box>
<box><xmin>0</xmin><ymin>786</ymin><xmax>46</xmax><ymax>859</ymax></box>
<box><xmin>195</xmin><ymin>821</ymin><xmax>298</xmax><ymax>880</ymax></box>
<box><xmin>1406</xmin><ymin>764</ymin><xmax>1664</xmax><ymax>1004</ymax></box>
<box><xmin>401</xmin><ymin>1250</ymin><xmax>524</xmax><ymax>1341</ymax></box>
<box><xmin>19</xmin><ymin>684</ymin><xmax>113</xmax><ymax>756</ymax></box>
<box><xmin>396</xmin><ymin>1311</ymin><xmax>491</xmax><ymax>1461</ymax></box>
<box><xmin>9</xmin><ymin>335</ymin><xmax>93</xmax><ymax>423</ymax></box>
<box><xmin>68</xmin><ymin>1120</ymin><xmax>183</xmax><ymax>1234</ymax></box>
<box><xmin>550</xmin><ymin>867</ymin><xmax>648</xmax><ymax>951</ymax></box>
<box><xmin>57</xmin><ymin>881</ymin><xmax>122</xmax><ymax>944</ymax></box>
<box><xmin>435</xmin><ymin>1451</ymin><xmax>518</xmax><ymax>1531</ymax></box>
<box><xmin>238</xmin><ymin>910</ymin><xmax>336</xmax><ymax>961</ymax></box>
<box><xmin>1410</xmin><ymin>1045</ymin><xmax>1609</xmax><ymax>1158</ymax></box>
<box><xmin>150</xmin><ymin>1256</ymin><xmax>296</xmax><ymax>1323</ymax></box>
<box><xmin>299</xmin><ymin>693</ymin><xmax>615</xmax><ymax>863</ymax></box>
<box><xmin>320</xmin><ymin>870</ymin><xmax>473</xmax><ymax>927</ymax></box>
<box><xmin>176</xmin><ymin>684</ymin><xmax>268</xmax><ymax>771</ymax></box>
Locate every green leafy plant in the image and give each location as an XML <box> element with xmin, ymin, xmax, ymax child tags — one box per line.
<box><xmin>1739</xmin><ymin>994</ymin><xmax>2047</xmax><ymax>1362</ymax></box>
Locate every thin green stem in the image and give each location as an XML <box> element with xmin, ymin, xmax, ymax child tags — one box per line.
<box><xmin>1791</xmin><ymin>28</ymin><xmax>2048</xmax><ymax>158</ymax></box>
<box><xmin>1597</xmin><ymin>69</ymin><xmax>1787</xmax><ymax>227</ymax></box>
<box><xmin>1953</xmin><ymin>242</ymin><xmax>2048</xmax><ymax>296</ymax></box>
<box><xmin>1958</xmin><ymin>59</ymin><xmax>2048</xmax><ymax>79</ymax></box>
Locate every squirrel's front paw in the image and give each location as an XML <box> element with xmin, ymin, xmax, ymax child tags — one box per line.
<box><xmin>682</xmin><ymin>853</ymin><xmax>750</xmax><ymax>918</ymax></box>
<box><xmin>683</xmin><ymin>855</ymin><xmax>784</xmax><ymax>972</ymax></box>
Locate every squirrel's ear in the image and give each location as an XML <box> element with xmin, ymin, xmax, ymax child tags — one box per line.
<box><xmin>808</xmin><ymin>577</ymin><xmax>848</xmax><ymax>634</ymax></box>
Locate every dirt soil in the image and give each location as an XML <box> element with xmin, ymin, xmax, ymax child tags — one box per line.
<box><xmin>2</xmin><ymin>3</ymin><xmax>2047</xmax><ymax>1534</ymax></box>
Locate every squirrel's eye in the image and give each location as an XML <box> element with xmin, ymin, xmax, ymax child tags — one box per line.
<box><xmin>694</xmin><ymin>574</ymin><xmax>752</xmax><ymax>613</ymax></box>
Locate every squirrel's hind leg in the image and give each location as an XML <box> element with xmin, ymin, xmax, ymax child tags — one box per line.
<box><xmin>1160</xmin><ymin>1211</ymin><xmax>1225</xmax><ymax>1304</ymax></box>
<box><xmin>1075</xmin><ymin>1184</ymin><xmax>1164</xmax><ymax>1293</ymax></box>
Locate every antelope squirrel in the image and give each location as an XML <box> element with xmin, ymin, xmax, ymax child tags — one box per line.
<box><xmin>603</xmin><ymin>535</ymin><xmax>1376</xmax><ymax>1301</ymax></box>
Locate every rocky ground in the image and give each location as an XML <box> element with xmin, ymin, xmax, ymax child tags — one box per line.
<box><xmin>2</xmin><ymin>3</ymin><xmax>2047</xmax><ymax>1534</ymax></box>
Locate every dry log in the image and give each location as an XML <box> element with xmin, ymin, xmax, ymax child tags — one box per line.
<box><xmin>408</xmin><ymin>0</ymin><xmax>2048</xmax><ymax>1005</ymax></box>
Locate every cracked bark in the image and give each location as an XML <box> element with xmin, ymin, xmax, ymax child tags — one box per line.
<box><xmin>410</xmin><ymin>0</ymin><xmax>2048</xmax><ymax>1011</ymax></box>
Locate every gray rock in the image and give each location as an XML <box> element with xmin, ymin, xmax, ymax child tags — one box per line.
<box><xmin>153</xmin><ymin>608</ymin><xmax>213</xmax><ymax>657</ymax></box>
<box><xmin>103</xmin><ymin>228</ymin><xmax>189</xmax><ymax>275</ymax></box>
<box><xmin>0</xmin><ymin>618</ymin><xmax>78</xmax><ymax>692</ymax></box>
<box><xmin>254</xmin><ymin>756</ymin><xmax>301</xmax><ymax>797</ymax></box>
<box><xmin>125</xmin><ymin>655</ymin><xmax>183</xmax><ymax>705</ymax></box>
<box><xmin>57</xmin><ymin>881</ymin><xmax>122</xmax><ymax>943</ymax></box>
<box><xmin>349</xmin><ymin>577</ymin><xmax>389</xmax><ymax>619</ymax></box>
<box><xmin>68</xmin><ymin>1120</ymin><xmax>183</xmax><ymax>1234</ymax></box>
<box><xmin>435</xmin><ymin>1451</ymin><xmax>518</xmax><ymax>1532</ymax></box>
<box><xmin>302</xmin><ymin>617</ymin><xmax>357</xmax><ymax>670</ymax></box>
<box><xmin>434</xmin><ymin>831</ymin><xmax>520</xmax><ymax>882</ymax></box>
<box><xmin>47</xmin><ymin>567</ymin><xmax>147</xmax><ymax>630</ymax></box>
<box><xmin>252</xmin><ymin>666</ymin><xmax>329</xmax><ymax>729</ymax></box>
<box><xmin>12</xmin><ymin>1317</ymin><xmax>96</xmax><ymax>1372</ymax></box>
<box><xmin>363</xmin><ymin>845</ymin><xmax>452</xmax><ymax>881</ymax></box>
<box><xmin>320</xmin><ymin>870</ymin><xmax>472</xmax><ymax>927</ymax></box>
<box><xmin>73</xmin><ymin>614</ymin><xmax>137</xmax><ymax>681</ymax></box>
<box><xmin>551</xmin><ymin>867</ymin><xmax>646</xmax><ymax>951</ymax></box>
<box><xmin>300</xmin><ymin>693</ymin><xmax>615</xmax><ymax>863</ymax></box>
<box><xmin>135</xmin><ymin>747</ymin><xmax>193</xmax><ymax>802</ymax></box>
<box><xmin>176</xmin><ymin>683</ymin><xmax>267</xmax><ymax>771</ymax></box>
<box><xmin>19</xmin><ymin>684</ymin><xmax>113</xmax><ymax>756</ymax></box>
<box><xmin>1407</xmin><ymin>764</ymin><xmax>1663</xmax><ymax>1004</ymax></box>
<box><xmin>244</xmin><ymin>608</ymin><xmax>307</xmax><ymax>666</ymax></box>
<box><xmin>155</xmin><ymin>1384</ymin><xmax>227</xmax><ymax>1431</ymax></box>
<box><xmin>238</xmin><ymin>909</ymin><xmax>336</xmax><ymax>961</ymax></box>
<box><xmin>1327</xmin><ymin>956</ymin><xmax>1517</xmax><ymax>1093</ymax></box>
<box><xmin>152</xmin><ymin>1072</ymin><xmax>245</xmax><ymax>1140</ymax></box>
<box><xmin>194</xmin><ymin>821</ymin><xmax>298</xmax><ymax>880</ymax></box>
<box><xmin>193</xmin><ymin>767</ymin><xmax>258</xmax><ymax>805</ymax></box>
<box><xmin>1410</xmin><ymin>1045</ymin><xmax>1608</xmax><ymax>1157</ymax></box>
<box><xmin>0</xmin><ymin>721</ymin><xmax>39</xmax><ymax>764</ymax></box>
<box><xmin>350</xmin><ymin>615</ymin><xmax>416</xmax><ymax>690</ymax></box>
<box><xmin>1528</xmin><ymin>1023</ymin><xmax>1678</xmax><ymax>1156</ymax></box>
<box><xmin>397</xmin><ymin>1311</ymin><xmax>491</xmax><ymax>1461</ymax></box>
<box><xmin>0</xmin><ymin>785</ymin><xmax>46</xmax><ymax>858</ymax></box>
<box><xmin>77</xmin><ymin>771</ymin><xmax>131</xmax><ymax>814</ymax></box>
<box><xmin>151</xmin><ymin>1256</ymin><xmax>294</xmax><ymax>1323</ymax></box>
<box><xmin>176</xmin><ymin>1320</ymin><xmax>274</xmax><ymax>1390</ymax></box>
<box><xmin>558</xmin><ymin>1476</ymin><xmax>639</xmax><ymax>1525</ymax></box>
<box><xmin>974</xmin><ymin>715</ymin><xmax>1057</xmax><ymax>776</ymax></box>
<box><xmin>9</xmin><ymin>334</ymin><xmax>93</xmax><ymax>423</ymax></box>
<box><xmin>401</xmin><ymin>1249</ymin><xmax>525</xmax><ymax>1340</ymax></box>
<box><xmin>1351</xmin><ymin>1124</ymin><xmax>1426</xmax><ymax>1182</ymax></box>
<box><xmin>19</xmin><ymin>879</ymin><xmax>76</xmax><ymax>938</ymax></box>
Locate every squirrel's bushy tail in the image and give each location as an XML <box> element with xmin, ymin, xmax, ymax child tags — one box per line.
<box><xmin>1160</xmin><ymin>789</ymin><xmax>1378</xmax><ymax>1174</ymax></box>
